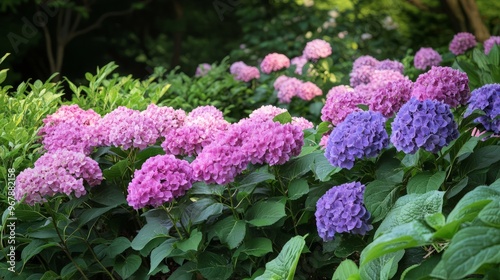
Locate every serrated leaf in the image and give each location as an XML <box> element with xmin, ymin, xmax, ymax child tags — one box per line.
<box><xmin>246</xmin><ymin>201</ymin><xmax>286</xmax><ymax>227</ymax></box>
<box><xmin>364</xmin><ymin>180</ymin><xmax>399</xmax><ymax>223</ymax></box>
<box><xmin>288</xmin><ymin>179</ymin><xmax>309</xmax><ymax>200</ymax></box>
<box><xmin>406</xmin><ymin>171</ymin><xmax>446</xmax><ymax>194</ymax></box>
<box><xmin>211</xmin><ymin>216</ymin><xmax>246</xmax><ymax>249</ymax></box>
<box><xmin>255</xmin><ymin>235</ymin><xmax>306</xmax><ymax>280</ymax></box>
<box><xmin>359</xmin><ymin>251</ymin><xmax>404</xmax><ymax>280</ymax></box>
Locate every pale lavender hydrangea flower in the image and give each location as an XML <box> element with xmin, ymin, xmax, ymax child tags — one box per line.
<box><xmin>414</xmin><ymin>47</ymin><xmax>442</xmax><ymax>70</ymax></box>
<box><xmin>391</xmin><ymin>98</ymin><xmax>459</xmax><ymax>154</ymax></box>
<box><xmin>315</xmin><ymin>182</ymin><xmax>371</xmax><ymax>241</ymax></box>
<box><xmin>195</xmin><ymin>63</ymin><xmax>212</xmax><ymax>77</ymax></box>
<box><xmin>376</xmin><ymin>59</ymin><xmax>404</xmax><ymax>74</ymax></box>
<box><xmin>411</xmin><ymin>66</ymin><xmax>469</xmax><ymax>108</ymax></box>
<box><xmin>126</xmin><ymin>155</ymin><xmax>193</xmax><ymax>209</ymax></box>
<box><xmin>353</xmin><ymin>55</ymin><xmax>378</xmax><ymax>70</ymax></box>
<box><xmin>449</xmin><ymin>32</ymin><xmax>477</xmax><ymax>55</ymax></box>
<box><xmin>15</xmin><ymin>150</ymin><xmax>102</xmax><ymax>205</ymax></box>
<box><xmin>325</xmin><ymin>111</ymin><xmax>388</xmax><ymax>169</ymax></box>
<box><xmin>465</xmin><ymin>84</ymin><xmax>500</xmax><ymax>133</ymax></box>
<box><xmin>297</xmin><ymin>81</ymin><xmax>322</xmax><ymax>101</ymax></box>
<box><xmin>230</xmin><ymin>61</ymin><xmax>260</xmax><ymax>82</ymax></box>
<box><xmin>291</xmin><ymin>56</ymin><xmax>308</xmax><ymax>74</ymax></box>
<box><xmin>303</xmin><ymin>39</ymin><xmax>332</xmax><ymax>61</ymax></box>
<box><xmin>484</xmin><ymin>36</ymin><xmax>500</xmax><ymax>55</ymax></box>
<box><xmin>260</xmin><ymin>53</ymin><xmax>290</xmax><ymax>74</ymax></box>
<box><xmin>275</xmin><ymin>76</ymin><xmax>302</xmax><ymax>103</ymax></box>
<box><xmin>349</xmin><ymin>65</ymin><xmax>373</xmax><ymax>87</ymax></box>
<box><xmin>230</xmin><ymin>61</ymin><xmax>247</xmax><ymax>74</ymax></box>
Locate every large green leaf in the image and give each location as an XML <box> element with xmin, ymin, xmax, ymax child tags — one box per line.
<box><xmin>77</xmin><ymin>206</ymin><xmax>114</xmax><ymax>226</ymax></box>
<box><xmin>176</xmin><ymin>229</ymin><xmax>202</xmax><ymax>252</ymax></box>
<box><xmin>114</xmin><ymin>254</ymin><xmax>142</xmax><ymax>279</ymax></box>
<box><xmin>107</xmin><ymin>237</ymin><xmax>131</xmax><ymax>258</ymax></box>
<box><xmin>288</xmin><ymin>179</ymin><xmax>309</xmax><ymax>200</ymax></box>
<box><xmin>236</xmin><ymin>237</ymin><xmax>273</xmax><ymax>258</ymax></box>
<box><xmin>478</xmin><ymin>199</ymin><xmax>500</xmax><ymax>227</ymax></box>
<box><xmin>237</xmin><ymin>166</ymin><xmax>275</xmax><ymax>188</ymax></box>
<box><xmin>462</xmin><ymin>145</ymin><xmax>500</xmax><ymax>174</ymax></box>
<box><xmin>375</xmin><ymin>191</ymin><xmax>444</xmax><ymax>237</ymax></box>
<box><xmin>197</xmin><ymin>252</ymin><xmax>233</xmax><ymax>280</ymax></box>
<box><xmin>149</xmin><ymin>239</ymin><xmax>175</xmax><ymax>275</ymax></box>
<box><xmin>332</xmin><ymin>259</ymin><xmax>359</xmax><ymax>280</ymax></box>
<box><xmin>211</xmin><ymin>216</ymin><xmax>246</xmax><ymax>249</ymax></box>
<box><xmin>446</xmin><ymin>184</ymin><xmax>500</xmax><ymax>223</ymax></box>
<box><xmin>364</xmin><ymin>180</ymin><xmax>399</xmax><ymax>223</ymax></box>
<box><xmin>406</xmin><ymin>171</ymin><xmax>446</xmax><ymax>194</ymax></box>
<box><xmin>255</xmin><ymin>235</ymin><xmax>306</xmax><ymax>280</ymax></box>
<box><xmin>438</xmin><ymin>226</ymin><xmax>500</xmax><ymax>279</ymax></box>
<box><xmin>131</xmin><ymin>221</ymin><xmax>170</xmax><ymax>250</ymax></box>
<box><xmin>184</xmin><ymin>198</ymin><xmax>224</xmax><ymax>225</ymax></box>
<box><xmin>273</xmin><ymin>111</ymin><xmax>292</xmax><ymax>124</ymax></box>
<box><xmin>359</xmin><ymin>251</ymin><xmax>404</xmax><ymax>280</ymax></box>
<box><xmin>21</xmin><ymin>240</ymin><xmax>59</xmax><ymax>264</ymax></box>
<box><xmin>246</xmin><ymin>201</ymin><xmax>286</xmax><ymax>227</ymax></box>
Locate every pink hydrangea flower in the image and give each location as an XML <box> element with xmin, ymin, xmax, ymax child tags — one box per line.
<box><xmin>275</xmin><ymin>76</ymin><xmax>302</xmax><ymax>103</ymax></box>
<box><xmin>449</xmin><ymin>32</ymin><xmax>477</xmax><ymax>55</ymax></box>
<box><xmin>411</xmin><ymin>66</ymin><xmax>470</xmax><ymax>107</ymax></box>
<box><xmin>248</xmin><ymin>105</ymin><xmax>287</xmax><ymax>122</ymax></box>
<box><xmin>142</xmin><ymin>104</ymin><xmax>186</xmax><ymax>137</ymax></box>
<box><xmin>291</xmin><ymin>56</ymin><xmax>308</xmax><ymax>74</ymax></box>
<box><xmin>195</xmin><ymin>63</ymin><xmax>212</xmax><ymax>77</ymax></box>
<box><xmin>297</xmin><ymin>81</ymin><xmax>323</xmax><ymax>101</ymax></box>
<box><xmin>303</xmin><ymin>39</ymin><xmax>332</xmax><ymax>61</ymax></box>
<box><xmin>126</xmin><ymin>155</ymin><xmax>193</xmax><ymax>209</ymax></box>
<box><xmin>375</xmin><ymin>59</ymin><xmax>404</xmax><ymax>74</ymax></box>
<box><xmin>484</xmin><ymin>36</ymin><xmax>500</xmax><ymax>55</ymax></box>
<box><xmin>321</xmin><ymin>85</ymin><xmax>365</xmax><ymax>125</ymax></box>
<box><xmin>235</xmin><ymin>65</ymin><xmax>260</xmax><ymax>82</ymax></box>
<box><xmin>15</xmin><ymin>150</ymin><xmax>102</xmax><ymax>205</ymax></box>
<box><xmin>292</xmin><ymin>117</ymin><xmax>314</xmax><ymax>130</ymax></box>
<box><xmin>414</xmin><ymin>47</ymin><xmax>442</xmax><ymax>70</ymax></box>
<box><xmin>349</xmin><ymin>66</ymin><xmax>373</xmax><ymax>87</ymax></box>
<box><xmin>352</xmin><ymin>55</ymin><xmax>378</xmax><ymax>70</ymax></box>
<box><xmin>369</xmin><ymin>76</ymin><xmax>413</xmax><ymax>117</ymax></box>
<box><xmin>230</xmin><ymin>61</ymin><xmax>247</xmax><ymax>74</ymax></box>
<box><xmin>260</xmin><ymin>53</ymin><xmax>290</xmax><ymax>74</ymax></box>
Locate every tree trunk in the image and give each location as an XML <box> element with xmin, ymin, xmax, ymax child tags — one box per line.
<box><xmin>441</xmin><ymin>0</ymin><xmax>490</xmax><ymax>41</ymax></box>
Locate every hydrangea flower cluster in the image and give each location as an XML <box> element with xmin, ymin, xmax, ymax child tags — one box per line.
<box><xmin>38</xmin><ymin>105</ymin><xmax>101</xmax><ymax>155</ymax></box>
<box><xmin>98</xmin><ymin>106</ymin><xmax>159</xmax><ymax>150</ymax></box>
<box><xmin>291</xmin><ymin>117</ymin><xmax>314</xmax><ymax>130</ymax></box>
<box><xmin>391</xmin><ymin>98</ymin><xmax>459</xmax><ymax>154</ymax></box>
<box><xmin>303</xmin><ymin>39</ymin><xmax>332</xmax><ymax>61</ymax></box>
<box><xmin>352</xmin><ymin>55</ymin><xmax>378</xmax><ymax>70</ymax></box>
<box><xmin>291</xmin><ymin>56</ymin><xmax>308</xmax><ymax>74</ymax></box>
<box><xmin>321</xmin><ymin>85</ymin><xmax>363</xmax><ymax>125</ymax></box>
<box><xmin>274</xmin><ymin>76</ymin><xmax>322</xmax><ymax>103</ymax></box>
<box><xmin>315</xmin><ymin>182</ymin><xmax>372</xmax><ymax>241</ymax></box>
<box><xmin>297</xmin><ymin>81</ymin><xmax>323</xmax><ymax>101</ymax></box>
<box><xmin>260</xmin><ymin>53</ymin><xmax>290</xmax><ymax>74</ymax></box>
<box><xmin>349</xmin><ymin>65</ymin><xmax>373</xmax><ymax>87</ymax></box>
<box><xmin>142</xmin><ymin>104</ymin><xmax>186</xmax><ymax>136</ymax></box>
<box><xmin>195</xmin><ymin>63</ymin><xmax>211</xmax><ymax>77</ymax></box>
<box><xmin>15</xmin><ymin>150</ymin><xmax>102</xmax><ymax>205</ymax></box>
<box><xmin>248</xmin><ymin>105</ymin><xmax>287</xmax><ymax>121</ymax></box>
<box><xmin>465</xmin><ymin>84</ymin><xmax>500</xmax><ymax>133</ymax></box>
<box><xmin>126</xmin><ymin>155</ymin><xmax>193</xmax><ymax>209</ymax></box>
<box><xmin>162</xmin><ymin>106</ymin><xmax>229</xmax><ymax>156</ymax></box>
<box><xmin>368</xmin><ymin>76</ymin><xmax>413</xmax><ymax>117</ymax></box>
<box><xmin>411</xmin><ymin>66</ymin><xmax>470</xmax><ymax>107</ymax></box>
<box><xmin>230</xmin><ymin>61</ymin><xmax>260</xmax><ymax>82</ymax></box>
<box><xmin>414</xmin><ymin>47</ymin><xmax>442</xmax><ymax>70</ymax></box>
<box><xmin>325</xmin><ymin>111</ymin><xmax>388</xmax><ymax>169</ymax></box>
<box><xmin>449</xmin><ymin>32</ymin><xmax>477</xmax><ymax>55</ymax></box>
<box><xmin>375</xmin><ymin>59</ymin><xmax>404</xmax><ymax>74</ymax></box>
<box><xmin>484</xmin><ymin>36</ymin><xmax>500</xmax><ymax>55</ymax></box>
<box><xmin>350</xmin><ymin>66</ymin><xmax>404</xmax><ymax>88</ymax></box>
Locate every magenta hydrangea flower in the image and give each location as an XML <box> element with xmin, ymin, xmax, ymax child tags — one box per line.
<box><xmin>321</xmin><ymin>85</ymin><xmax>364</xmax><ymax>126</ymax></box>
<box><xmin>484</xmin><ymin>36</ymin><xmax>500</xmax><ymax>55</ymax></box>
<box><xmin>411</xmin><ymin>66</ymin><xmax>470</xmax><ymax>107</ymax></box>
<box><xmin>234</xmin><ymin>65</ymin><xmax>260</xmax><ymax>82</ymax></box>
<box><xmin>315</xmin><ymin>182</ymin><xmax>372</xmax><ymax>241</ymax></box>
<box><xmin>369</xmin><ymin>77</ymin><xmax>413</xmax><ymax>117</ymax></box>
<box><xmin>465</xmin><ymin>84</ymin><xmax>500</xmax><ymax>133</ymax></box>
<box><xmin>325</xmin><ymin>111</ymin><xmax>388</xmax><ymax>169</ymax></box>
<box><xmin>162</xmin><ymin>106</ymin><xmax>229</xmax><ymax>156</ymax></box>
<box><xmin>98</xmin><ymin>106</ymin><xmax>159</xmax><ymax>150</ymax></box>
<box><xmin>260</xmin><ymin>53</ymin><xmax>290</xmax><ymax>74</ymax></box>
<box><xmin>38</xmin><ymin>105</ymin><xmax>101</xmax><ymax>155</ymax></box>
<box><xmin>354</xmin><ymin>69</ymin><xmax>405</xmax><ymax>98</ymax></box>
<box><xmin>303</xmin><ymin>39</ymin><xmax>332</xmax><ymax>61</ymax></box>
<box><xmin>375</xmin><ymin>59</ymin><xmax>404</xmax><ymax>74</ymax></box>
<box><xmin>275</xmin><ymin>77</ymin><xmax>302</xmax><ymax>103</ymax></box>
<box><xmin>291</xmin><ymin>56</ymin><xmax>308</xmax><ymax>74</ymax></box>
<box><xmin>449</xmin><ymin>32</ymin><xmax>477</xmax><ymax>55</ymax></box>
<box><xmin>391</xmin><ymin>98</ymin><xmax>459</xmax><ymax>154</ymax></box>
<box><xmin>126</xmin><ymin>155</ymin><xmax>193</xmax><ymax>209</ymax></box>
<box><xmin>291</xmin><ymin>117</ymin><xmax>314</xmax><ymax>130</ymax></box>
<box><xmin>195</xmin><ymin>63</ymin><xmax>212</xmax><ymax>77</ymax></box>
<box><xmin>249</xmin><ymin>105</ymin><xmax>287</xmax><ymax>122</ymax></box>
<box><xmin>319</xmin><ymin>133</ymin><xmax>330</xmax><ymax>149</ymax></box>
<box><xmin>142</xmin><ymin>104</ymin><xmax>186</xmax><ymax>137</ymax></box>
<box><xmin>414</xmin><ymin>47</ymin><xmax>442</xmax><ymax>70</ymax></box>
<box><xmin>352</xmin><ymin>55</ymin><xmax>378</xmax><ymax>70</ymax></box>
<box><xmin>297</xmin><ymin>81</ymin><xmax>322</xmax><ymax>101</ymax></box>
<box><xmin>15</xmin><ymin>150</ymin><xmax>102</xmax><ymax>205</ymax></box>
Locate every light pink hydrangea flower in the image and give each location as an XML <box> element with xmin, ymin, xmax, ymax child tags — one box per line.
<box><xmin>297</xmin><ymin>81</ymin><xmax>322</xmax><ymax>101</ymax></box>
<box><xmin>414</xmin><ymin>47</ymin><xmax>442</xmax><ymax>70</ymax></box>
<box><xmin>303</xmin><ymin>39</ymin><xmax>332</xmax><ymax>61</ymax></box>
<box><xmin>291</xmin><ymin>56</ymin><xmax>308</xmax><ymax>74</ymax></box>
<box><xmin>484</xmin><ymin>36</ymin><xmax>500</xmax><ymax>55</ymax></box>
<box><xmin>260</xmin><ymin>53</ymin><xmax>290</xmax><ymax>74</ymax></box>
<box><xmin>321</xmin><ymin>85</ymin><xmax>365</xmax><ymax>126</ymax></box>
<box><xmin>142</xmin><ymin>104</ymin><xmax>186</xmax><ymax>137</ymax></box>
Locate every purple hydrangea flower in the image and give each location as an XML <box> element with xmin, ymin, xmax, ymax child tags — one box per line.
<box><xmin>375</xmin><ymin>59</ymin><xmax>404</xmax><ymax>74</ymax></box>
<box><xmin>368</xmin><ymin>76</ymin><xmax>413</xmax><ymax>117</ymax></box>
<box><xmin>353</xmin><ymin>55</ymin><xmax>379</xmax><ymax>70</ymax></box>
<box><xmin>325</xmin><ymin>111</ymin><xmax>388</xmax><ymax>169</ymax></box>
<box><xmin>315</xmin><ymin>182</ymin><xmax>372</xmax><ymax>241</ymax></box>
<box><xmin>449</xmin><ymin>32</ymin><xmax>477</xmax><ymax>55</ymax></box>
<box><xmin>15</xmin><ymin>150</ymin><xmax>102</xmax><ymax>205</ymax></box>
<box><xmin>291</xmin><ymin>56</ymin><xmax>308</xmax><ymax>74</ymax></box>
<box><xmin>349</xmin><ymin>65</ymin><xmax>373</xmax><ymax>87</ymax></box>
<box><xmin>126</xmin><ymin>155</ymin><xmax>193</xmax><ymax>209</ymax></box>
<box><xmin>484</xmin><ymin>36</ymin><xmax>500</xmax><ymax>55</ymax></box>
<box><xmin>465</xmin><ymin>84</ymin><xmax>500</xmax><ymax>133</ymax></box>
<box><xmin>230</xmin><ymin>61</ymin><xmax>247</xmax><ymax>74</ymax></box>
<box><xmin>195</xmin><ymin>63</ymin><xmax>212</xmax><ymax>77</ymax></box>
<box><xmin>391</xmin><ymin>98</ymin><xmax>459</xmax><ymax>154</ymax></box>
<box><xmin>260</xmin><ymin>53</ymin><xmax>290</xmax><ymax>74</ymax></box>
<box><xmin>303</xmin><ymin>39</ymin><xmax>332</xmax><ymax>61</ymax></box>
<box><xmin>414</xmin><ymin>47</ymin><xmax>442</xmax><ymax>70</ymax></box>
<box><xmin>411</xmin><ymin>66</ymin><xmax>470</xmax><ymax>108</ymax></box>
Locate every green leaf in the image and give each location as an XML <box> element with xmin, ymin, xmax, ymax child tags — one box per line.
<box><xmin>462</xmin><ymin>145</ymin><xmax>500</xmax><ymax>174</ymax></box>
<box><xmin>359</xmin><ymin>251</ymin><xmax>404</xmax><ymax>280</ymax></box>
<box><xmin>0</xmin><ymin>53</ymin><xmax>9</xmax><ymax>64</ymax></box>
<box><xmin>255</xmin><ymin>235</ymin><xmax>306</xmax><ymax>280</ymax></box>
<box><xmin>40</xmin><ymin>271</ymin><xmax>59</xmax><ymax>280</ymax></box>
<box><xmin>21</xmin><ymin>240</ymin><xmax>59</xmax><ymax>264</ymax></box>
<box><xmin>239</xmin><ymin>237</ymin><xmax>273</xmax><ymax>257</ymax></box>
<box><xmin>238</xmin><ymin>166</ymin><xmax>275</xmax><ymax>188</ymax></box>
<box><xmin>311</xmin><ymin>153</ymin><xmax>340</xmax><ymax>181</ymax></box>
<box><xmin>473</xmin><ymin>48</ymin><xmax>490</xmax><ymax>71</ymax></box>
<box><xmin>190</xmin><ymin>182</ymin><xmax>225</xmax><ymax>196</ymax></box>
<box><xmin>273</xmin><ymin>111</ymin><xmax>292</xmax><ymax>124</ymax></box>
<box><xmin>281</xmin><ymin>152</ymin><xmax>315</xmax><ymax>180</ymax></box>
<box><xmin>0</xmin><ymin>69</ymin><xmax>8</xmax><ymax>84</ymax></box>
<box><xmin>107</xmin><ymin>237</ymin><xmax>131</xmax><ymax>258</ymax></box>
<box><xmin>103</xmin><ymin>159</ymin><xmax>129</xmax><ymax>181</ymax></box>
<box><xmin>185</xmin><ymin>198</ymin><xmax>224</xmax><ymax>225</ymax></box>
<box><xmin>446</xmin><ymin>185</ymin><xmax>500</xmax><ymax>223</ymax></box>
<box><xmin>332</xmin><ymin>259</ymin><xmax>359</xmax><ymax>280</ymax></box>
<box><xmin>424</xmin><ymin>212</ymin><xmax>445</xmax><ymax>230</ymax></box>
<box><xmin>167</xmin><ymin>261</ymin><xmax>196</xmax><ymax>280</ymax></box>
<box><xmin>401</xmin><ymin>255</ymin><xmax>441</xmax><ymax>280</ymax></box>
<box><xmin>487</xmin><ymin>44</ymin><xmax>500</xmax><ymax>66</ymax></box>
<box><xmin>114</xmin><ymin>254</ymin><xmax>142</xmax><ymax>279</ymax></box>
<box><xmin>288</xmin><ymin>179</ymin><xmax>309</xmax><ymax>200</ymax></box>
<box><xmin>445</xmin><ymin>177</ymin><xmax>468</xmax><ymax>199</ymax></box>
<box><xmin>131</xmin><ymin>221</ymin><xmax>170</xmax><ymax>250</ymax></box>
<box><xmin>478</xmin><ymin>199</ymin><xmax>500</xmax><ymax>227</ymax></box>
<box><xmin>439</xmin><ymin>226</ymin><xmax>500</xmax><ymax>279</ymax></box>
<box><xmin>246</xmin><ymin>201</ymin><xmax>286</xmax><ymax>227</ymax></box>
<box><xmin>213</xmin><ymin>216</ymin><xmax>246</xmax><ymax>249</ymax></box>
<box><xmin>360</xmin><ymin>221</ymin><xmax>433</xmax><ymax>265</ymax></box>
<box><xmin>197</xmin><ymin>252</ymin><xmax>233</xmax><ymax>280</ymax></box>
<box><xmin>406</xmin><ymin>171</ymin><xmax>446</xmax><ymax>194</ymax></box>
<box><xmin>149</xmin><ymin>239</ymin><xmax>175</xmax><ymax>275</ymax></box>
<box><xmin>90</xmin><ymin>184</ymin><xmax>126</xmax><ymax>207</ymax></box>
<box><xmin>176</xmin><ymin>229</ymin><xmax>202</xmax><ymax>252</ymax></box>
<box><xmin>375</xmin><ymin>191</ymin><xmax>444</xmax><ymax>238</ymax></box>
<box><xmin>78</xmin><ymin>206</ymin><xmax>114</xmax><ymax>226</ymax></box>
<box><xmin>364</xmin><ymin>180</ymin><xmax>399</xmax><ymax>223</ymax></box>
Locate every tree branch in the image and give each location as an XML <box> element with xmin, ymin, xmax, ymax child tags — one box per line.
<box><xmin>42</xmin><ymin>24</ymin><xmax>56</xmax><ymax>73</ymax></box>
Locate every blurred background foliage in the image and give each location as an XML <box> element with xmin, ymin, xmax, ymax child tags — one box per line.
<box><xmin>0</xmin><ymin>0</ymin><xmax>499</xmax><ymax>86</ymax></box>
